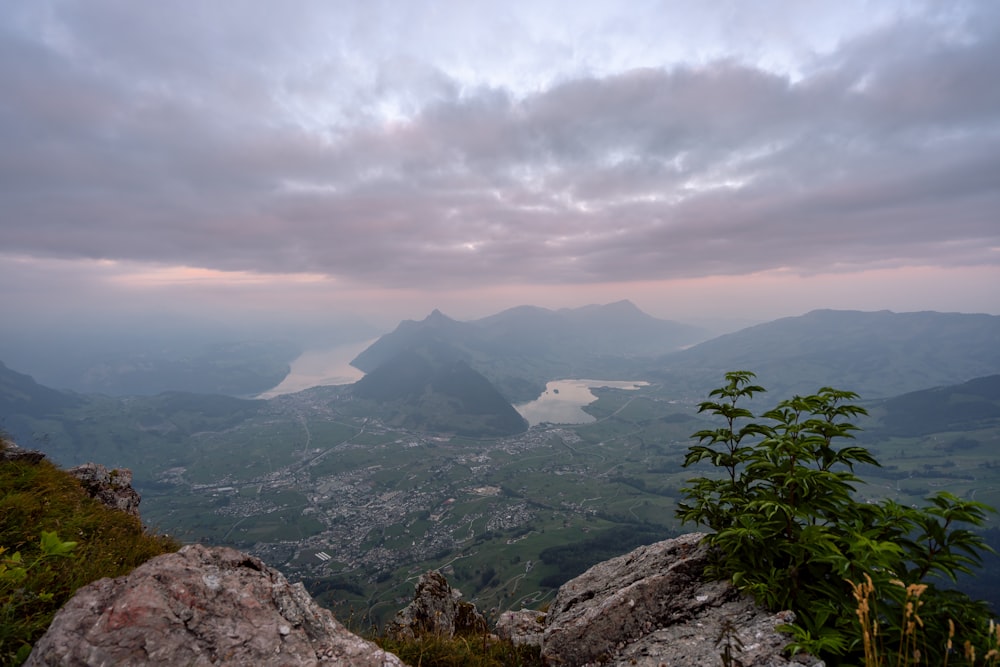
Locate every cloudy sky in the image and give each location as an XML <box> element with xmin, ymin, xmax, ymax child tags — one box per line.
<box><xmin>2</xmin><ymin>0</ymin><xmax>998</xmax><ymax>338</ymax></box>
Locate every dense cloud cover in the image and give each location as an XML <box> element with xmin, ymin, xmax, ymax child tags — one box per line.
<box><xmin>1</xmin><ymin>0</ymin><xmax>998</xmax><ymax>325</ymax></box>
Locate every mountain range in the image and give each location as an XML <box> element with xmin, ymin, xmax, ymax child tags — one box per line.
<box><xmin>3</xmin><ymin>304</ymin><xmax>1000</xmax><ymax>451</ymax></box>
<box><xmin>655</xmin><ymin>308</ymin><xmax>1000</xmax><ymax>399</ymax></box>
<box><xmin>351</xmin><ymin>305</ymin><xmax>1000</xmax><ymax>405</ymax></box>
<box><xmin>351</xmin><ymin>300</ymin><xmax>706</xmax><ymax>403</ymax></box>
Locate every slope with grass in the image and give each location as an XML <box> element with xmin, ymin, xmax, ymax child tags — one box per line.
<box><xmin>0</xmin><ymin>437</ymin><xmax>178</xmax><ymax>665</ymax></box>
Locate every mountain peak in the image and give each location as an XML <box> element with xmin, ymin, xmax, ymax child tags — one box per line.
<box><xmin>352</xmin><ymin>347</ymin><xmax>528</xmax><ymax>437</ymax></box>
<box><xmin>425</xmin><ymin>309</ymin><xmax>451</xmax><ymax>323</ymax></box>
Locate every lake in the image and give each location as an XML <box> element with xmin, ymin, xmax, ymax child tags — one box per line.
<box><xmin>256</xmin><ymin>338</ymin><xmax>376</xmax><ymax>398</ymax></box>
<box><xmin>514</xmin><ymin>379</ymin><xmax>649</xmax><ymax>426</ymax></box>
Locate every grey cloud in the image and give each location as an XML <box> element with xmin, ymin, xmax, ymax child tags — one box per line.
<box><xmin>1</xmin><ymin>1</ymin><xmax>998</xmax><ymax>288</ymax></box>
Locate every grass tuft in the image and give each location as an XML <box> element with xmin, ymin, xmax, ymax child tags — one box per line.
<box><xmin>851</xmin><ymin>574</ymin><xmax>1000</xmax><ymax>667</ymax></box>
<box><xmin>372</xmin><ymin>631</ymin><xmax>543</xmax><ymax>667</ymax></box>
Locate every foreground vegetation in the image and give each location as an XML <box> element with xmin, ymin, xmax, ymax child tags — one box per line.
<box><xmin>373</xmin><ymin>632</ymin><xmax>542</xmax><ymax>667</ymax></box>
<box><xmin>0</xmin><ymin>437</ymin><xmax>179</xmax><ymax>665</ymax></box>
<box><xmin>679</xmin><ymin>372</ymin><xmax>998</xmax><ymax>665</ymax></box>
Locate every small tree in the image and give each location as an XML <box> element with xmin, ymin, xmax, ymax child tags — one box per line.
<box><xmin>677</xmin><ymin>371</ymin><xmax>996</xmax><ymax>663</ymax></box>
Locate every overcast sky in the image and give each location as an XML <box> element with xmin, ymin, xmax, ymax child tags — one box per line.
<box><xmin>2</xmin><ymin>0</ymin><xmax>998</xmax><ymax>339</ymax></box>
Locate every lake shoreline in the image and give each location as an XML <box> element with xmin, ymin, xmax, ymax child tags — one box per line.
<box><xmin>514</xmin><ymin>379</ymin><xmax>648</xmax><ymax>426</ymax></box>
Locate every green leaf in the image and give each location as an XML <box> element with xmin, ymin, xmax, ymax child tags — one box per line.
<box><xmin>39</xmin><ymin>530</ymin><xmax>77</xmax><ymax>558</ymax></box>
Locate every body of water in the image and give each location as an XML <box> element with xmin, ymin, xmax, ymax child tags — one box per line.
<box><xmin>514</xmin><ymin>379</ymin><xmax>648</xmax><ymax>427</ymax></box>
<box><xmin>256</xmin><ymin>338</ymin><xmax>376</xmax><ymax>398</ymax></box>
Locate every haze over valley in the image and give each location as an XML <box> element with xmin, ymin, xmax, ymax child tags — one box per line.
<box><xmin>3</xmin><ymin>303</ymin><xmax>1000</xmax><ymax>623</ymax></box>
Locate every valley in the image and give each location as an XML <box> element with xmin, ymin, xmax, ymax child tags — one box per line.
<box><xmin>4</xmin><ymin>305</ymin><xmax>1000</xmax><ymax>627</ymax></box>
<box><xmin>130</xmin><ymin>379</ymin><xmax>1000</xmax><ymax>626</ymax></box>
<box><xmin>136</xmin><ymin>383</ymin><xmax>693</xmax><ymax>625</ymax></box>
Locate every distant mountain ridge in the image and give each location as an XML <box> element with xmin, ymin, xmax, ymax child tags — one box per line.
<box><xmin>352</xmin><ymin>300</ymin><xmax>707</xmax><ymax>402</ymax></box>
<box><xmin>659</xmin><ymin>309</ymin><xmax>1000</xmax><ymax>399</ymax></box>
<box><xmin>472</xmin><ymin>300</ymin><xmax>705</xmax><ymax>357</ymax></box>
<box><xmin>868</xmin><ymin>374</ymin><xmax>1000</xmax><ymax>437</ymax></box>
<box><xmin>0</xmin><ymin>360</ymin><xmax>83</xmax><ymax>421</ymax></box>
<box><xmin>4</xmin><ymin>338</ymin><xmax>301</xmax><ymax>399</ymax></box>
<box><xmin>5</xmin><ymin>306</ymin><xmax>999</xmax><ymax>469</ymax></box>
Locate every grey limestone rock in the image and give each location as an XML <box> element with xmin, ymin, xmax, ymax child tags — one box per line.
<box><xmin>537</xmin><ymin>532</ymin><xmax>822</xmax><ymax>667</ymax></box>
<box><xmin>388</xmin><ymin>570</ymin><xmax>487</xmax><ymax>639</ymax></box>
<box><xmin>609</xmin><ymin>601</ymin><xmax>807</xmax><ymax>667</ymax></box>
<box><xmin>26</xmin><ymin>543</ymin><xmax>405</xmax><ymax>667</ymax></box>
<box><xmin>67</xmin><ymin>462</ymin><xmax>142</xmax><ymax>518</ymax></box>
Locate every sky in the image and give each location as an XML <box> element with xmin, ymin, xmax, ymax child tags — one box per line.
<box><xmin>2</xmin><ymin>0</ymin><xmax>999</xmax><ymax>341</ymax></box>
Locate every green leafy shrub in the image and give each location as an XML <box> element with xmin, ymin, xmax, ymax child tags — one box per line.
<box><xmin>677</xmin><ymin>371</ymin><xmax>997</xmax><ymax>664</ymax></box>
<box><xmin>1</xmin><ymin>439</ymin><xmax>179</xmax><ymax>665</ymax></box>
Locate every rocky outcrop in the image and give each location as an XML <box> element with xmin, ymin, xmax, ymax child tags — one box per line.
<box><xmin>0</xmin><ymin>440</ymin><xmax>46</xmax><ymax>464</ymax></box>
<box><xmin>0</xmin><ymin>443</ymin><xmax>143</xmax><ymax>518</ymax></box>
<box><xmin>67</xmin><ymin>462</ymin><xmax>142</xmax><ymax>518</ymax></box>
<box><xmin>26</xmin><ymin>544</ymin><xmax>405</xmax><ymax>667</ymax></box>
<box><xmin>508</xmin><ymin>533</ymin><xmax>822</xmax><ymax>667</ymax></box>
<box><xmin>388</xmin><ymin>570</ymin><xmax>487</xmax><ymax>639</ymax></box>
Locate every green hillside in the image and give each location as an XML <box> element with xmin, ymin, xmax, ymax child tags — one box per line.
<box><xmin>868</xmin><ymin>375</ymin><xmax>1000</xmax><ymax>436</ymax></box>
<box><xmin>353</xmin><ymin>346</ymin><xmax>528</xmax><ymax>437</ymax></box>
<box><xmin>0</xmin><ymin>361</ymin><xmax>82</xmax><ymax>418</ymax></box>
<box><xmin>658</xmin><ymin>309</ymin><xmax>1000</xmax><ymax>399</ymax></box>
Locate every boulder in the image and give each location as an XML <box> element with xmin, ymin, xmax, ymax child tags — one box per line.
<box><xmin>535</xmin><ymin>532</ymin><xmax>822</xmax><ymax>666</ymax></box>
<box><xmin>67</xmin><ymin>462</ymin><xmax>142</xmax><ymax>518</ymax></box>
<box><xmin>26</xmin><ymin>544</ymin><xmax>405</xmax><ymax>667</ymax></box>
<box><xmin>388</xmin><ymin>570</ymin><xmax>487</xmax><ymax>639</ymax></box>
